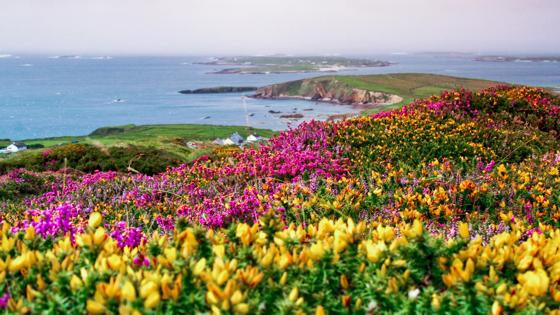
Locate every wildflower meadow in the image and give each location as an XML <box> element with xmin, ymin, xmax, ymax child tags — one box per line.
<box><xmin>1</xmin><ymin>86</ymin><xmax>560</xmax><ymax>314</ymax></box>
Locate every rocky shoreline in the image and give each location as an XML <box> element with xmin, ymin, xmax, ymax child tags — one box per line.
<box><xmin>250</xmin><ymin>78</ymin><xmax>403</xmax><ymax>107</ymax></box>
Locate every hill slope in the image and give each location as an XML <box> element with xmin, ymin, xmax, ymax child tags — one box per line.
<box><xmin>253</xmin><ymin>73</ymin><xmax>501</xmax><ymax>111</ymax></box>
<box><xmin>1</xmin><ymin>85</ymin><xmax>560</xmax><ymax>314</ymax></box>
<box><xmin>0</xmin><ymin>124</ymin><xmax>274</xmax><ymax>174</ymax></box>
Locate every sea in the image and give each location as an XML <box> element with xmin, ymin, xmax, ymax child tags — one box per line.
<box><xmin>0</xmin><ymin>53</ymin><xmax>559</xmax><ymax>140</ymax></box>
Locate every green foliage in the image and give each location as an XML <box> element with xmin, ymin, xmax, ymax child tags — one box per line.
<box><xmin>0</xmin><ymin>144</ymin><xmax>183</xmax><ymax>175</ymax></box>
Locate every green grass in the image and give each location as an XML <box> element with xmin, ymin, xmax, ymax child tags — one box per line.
<box><xmin>4</xmin><ymin>124</ymin><xmax>275</xmax><ymax>161</ymax></box>
<box><xmin>0</xmin><ymin>140</ymin><xmax>10</xmax><ymax>148</ymax></box>
<box><xmin>332</xmin><ymin>73</ymin><xmax>501</xmax><ymax>112</ymax></box>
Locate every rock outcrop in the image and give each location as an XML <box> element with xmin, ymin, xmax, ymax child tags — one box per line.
<box><xmin>252</xmin><ymin>78</ymin><xmax>402</xmax><ymax>106</ymax></box>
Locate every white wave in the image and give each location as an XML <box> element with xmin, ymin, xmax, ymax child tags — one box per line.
<box><xmin>0</xmin><ymin>54</ymin><xmax>12</xmax><ymax>58</ymax></box>
<box><xmin>20</xmin><ymin>63</ymin><xmax>33</xmax><ymax>67</ymax></box>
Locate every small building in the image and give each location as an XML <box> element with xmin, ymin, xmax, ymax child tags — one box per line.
<box><xmin>246</xmin><ymin>134</ymin><xmax>264</xmax><ymax>143</ymax></box>
<box><xmin>6</xmin><ymin>142</ymin><xmax>27</xmax><ymax>153</ymax></box>
<box><xmin>222</xmin><ymin>138</ymin><xmax>236</xmax><ymax>146</ymax></box>
<box><xmin>213</xmin><ymin>132</ymin><xmax>267</xmax><ymax>147</ymax></box>
<box><xmin>229</xmin><ymin>132</ymin><xmax>244</xmax><ymax>144</ymax></box>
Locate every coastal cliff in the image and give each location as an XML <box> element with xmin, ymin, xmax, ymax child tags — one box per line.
<box><xmin>251</xmin><ymin>77</ymin><xmax>402</xmax><ymax>106</ymax></box>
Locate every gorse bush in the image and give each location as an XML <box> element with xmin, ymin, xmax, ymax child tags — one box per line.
<box><xmin>0</xmin><ymin>169</ymin><xmax>61</xmax><ymax>201</ymax></box>
<box><xmin>0</xmin><ymin>85</ymin><xmax>560</xmax><ymax>314</ymax></box>
<box><xmin>0</xmin><ymin>144</ymin><xmax>183</xmax><ymax>175</ymax></box>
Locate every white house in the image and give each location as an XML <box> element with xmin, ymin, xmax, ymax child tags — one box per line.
<box><xmin>222</xmin><ymin>138</ymin><xmax>235</xmax><ymax>146</ymax></box>
<box><xmin>6</xmin><ymin>142</ymin><xmax>27</xmax><ymax>153</ymax></box>
<box><xmin>212</xmin><ymin>133</ymin><xmax>268</xmax><ymax>147</ymax></box>
<box><xmin>246</xmin><ymin>134</ymin><xmax>268</xmax><ymax>143</ymax></box>
<box><xmin>229</xmin><ymin>132</ymin><xmax>244</xmax><ymax>144</ymax></box>
<box><xmin>246</xmin><ymin>134</ymin><xmax>259</xmax><ymax>143</ymax></box>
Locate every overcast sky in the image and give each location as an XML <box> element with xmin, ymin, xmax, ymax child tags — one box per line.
<box><xmin>0</xmin><ymin>0</ymin><xmax>558</xmax><ymax>55</ymax></box>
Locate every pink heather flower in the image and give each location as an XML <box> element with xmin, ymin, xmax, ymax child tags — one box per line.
<box><xmin>483</xmin><ymin>161</ymin><xmax>496</xmax><ymax>173</ymax></box>
<box><xmin>526</xmin><ymin>227</ymin><xmax>542</xmax><ymax>237</ymax></box>
<box><xmin>133</xmin><ymin>254</ymin><xmax>151</xmax><ymax>267</ymax></box>
<box><xmin>81</xmin><ymin>170</ymin><xmax>118</xmax><ymax>185</ymax></box>
<box><xmin>155</xmin><ymin>216</ymin><xmax>175</xmax><ymax>232</ymax></box>
<box><xmin>111</xmin><ymin>221</ymin><xmax>145</xmax><ymax>248</ymax></box>
<box><xmin>11</xmin><ymin>204</ymin><xmax>82</xmax><ymax>241</ymax></box>
<box><xmin>0</xmin><ymin>292</ymin><xmax>9</xmax><ymax>309</ymax></box>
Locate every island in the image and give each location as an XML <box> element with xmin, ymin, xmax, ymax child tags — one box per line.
<box><xmin>251</xmin><ymin>73</ymin><xmax>501</xmax><ymax>111</ymax></box>
<box><xmin>197</xmin><ymin>55</ymin><xmax>392</xmax><ymax>74</ymax></box>
<box><xmin>279</xmin><ymin>113</ymin><xmax>304</xmax><ymax>119</ymax></box>
<box><xmin>179</xmin><ymin>86</ymin><xmax>258</xmax><ymax>94</ymax></box>
<box><xmin>474</xmin><ymin>55</ymin><xmax>560</xmax><ymax>63</ymax></box>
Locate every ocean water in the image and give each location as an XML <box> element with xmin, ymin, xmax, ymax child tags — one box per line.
<box><xmin>0</xmin><ymin>54</ymin><xmax>559</xmax><ymax>140</ymax></box>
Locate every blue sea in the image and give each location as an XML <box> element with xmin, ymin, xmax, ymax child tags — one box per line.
<box><xmin>0</xmin><ymin>54</ymin><xmax>559</xmax><ymax>140</ymax></box>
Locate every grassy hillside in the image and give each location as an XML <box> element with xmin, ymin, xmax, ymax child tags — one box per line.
<box><xmin>21</xmin><ymin>124</ymin><xmax>274</xmax><ymax>148</ymax></box>
<box><xmin>0</xmin><ymin>124</ymin><xmax>274</xmax><ymax>174</ymax></box>
<box><xmin>7</xmin><ymin>124</ymin><xmax>273</xmax><ymax>158</ymax></box>
<box><xmin>334</xmin><ymin>73</ymin><xmax>501</xmax><ymax>110</ymax></box>
<box><xmin>256</xmin><ymin>73</ymin><xmax>501</xmax><ymax>112</ymax></box>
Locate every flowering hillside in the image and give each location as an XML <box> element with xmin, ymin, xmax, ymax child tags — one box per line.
<box><xmin>1</xmin><ymin>86</ymin><xmax>560</xmax><ymax>314</ymax></box>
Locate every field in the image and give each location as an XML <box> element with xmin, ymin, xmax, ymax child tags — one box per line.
<box><xmin>17</xmin><ymin>124</ymin><xmax>274</xmax><ymax>150</ymax></box>
<box><xmin>1</xmin><ymin>84</ymin><xmax>560</xmax><ymax>313</ymax></box>
<box><xmin>334</xmin><ymin>73</ymin><xmax>501</xmax><ymax>110</ymax></box>
<box><xmin>0</xmin><ymin>124</ymin><xmax>274</xmax><ymax>174</ymax></box>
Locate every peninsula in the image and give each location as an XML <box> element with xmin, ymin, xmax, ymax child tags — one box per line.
<box><xmin>251</xmin><ymin>73</ymin><xmax>501</xmax><ymax>111</ymax></box>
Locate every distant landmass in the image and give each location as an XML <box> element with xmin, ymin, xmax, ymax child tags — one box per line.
<box><xmin>474</xmin><ymin>55</ymin><xmax>560</xmax><ymax>63</ymax></box>
<box><xmin>179</xmin><ymin>86</ymin><xmax>257</xmax><ymax>94</ymax></box>
<box><xmin>196</xmin><ymin>56</ymin><xmax>392</xmax><ymax>74</ymax></box>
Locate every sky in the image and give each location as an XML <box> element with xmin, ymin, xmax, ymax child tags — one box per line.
<box><xmin>0</xmin><ymin>0</ymin><xmax>558</xmax><ymax>56</ymax></box>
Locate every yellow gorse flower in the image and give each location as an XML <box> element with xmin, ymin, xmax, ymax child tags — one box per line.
<box><xmin>88</xmin><ymin>212</ymin><xmax>103</xmax><ymax>229</ymax></box>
